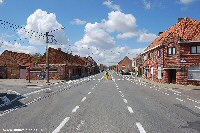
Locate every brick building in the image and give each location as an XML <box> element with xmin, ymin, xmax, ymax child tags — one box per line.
<box><xmin>0</xmin><ymin>50</ymin><xmax>35</xmax><ymax>79</ymax></box>
<box><xmin>135</xmin><ymin>54</ymin><xmax>144</xmax><ymax>76</ymax></box>
<box><xmin>29</xmin><ymin>47</ymin><xmax>99</xmax><ymax>80</ymax></box>
<box><xmin>117</xmin><ymin>56</ymin><xmax>133</xmax><ymax>73</ymax></box>
<box><xmin>142</xmin><ymin>17</ymin><xmax>200</xmax><ymax>85</ymax></box>
<box><xmin>0</xmin><ymin>48</ymin><xmax>99</xmax><ymax>80</ymax></box>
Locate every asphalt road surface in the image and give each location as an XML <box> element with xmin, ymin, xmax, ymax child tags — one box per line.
<box><xmin>0</xmin><ymin>71</ymin><xmax>200</xmax><ymax>133</ymax></box>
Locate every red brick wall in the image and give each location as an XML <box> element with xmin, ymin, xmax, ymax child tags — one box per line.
<box><xmin>118</xmin><ymin>56</ymin><xmax>132</xmax><ymax>72</ymax></box>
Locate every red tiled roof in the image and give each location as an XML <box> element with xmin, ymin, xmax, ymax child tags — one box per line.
<box><xmin>144</xmin><ymin>17</ymin><xmax>200</xmax><ymax>53</ymax></box>
<box><xmin>0</xmin><ymin>50</ymin><xmax>35</xmax><ymax>66</ymax></box>
<box><xmin>38</xmin><ymin>47</ymin><xmax>90</xmax><ymax>67</ymax></box>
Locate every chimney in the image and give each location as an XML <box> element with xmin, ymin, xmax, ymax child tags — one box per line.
<box><xmin>58</xmin><ymin>48</ymin><xmax>61</xmax><ymax>51</ymax></box>
<box><xmin>178</xmin><ymin>18</ymin><xmax>184</xmax><ymax>23</ymax></box>
<box><xmin>158</xmin><ymin>32</ymin><xmax>163</xmax><ymax>36</ymax></box>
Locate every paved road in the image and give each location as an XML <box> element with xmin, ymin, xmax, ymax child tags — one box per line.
<box><xmin>0</xmin><ymin>71</ymin><xmax>200</xmax><ymax>133</ymax></box>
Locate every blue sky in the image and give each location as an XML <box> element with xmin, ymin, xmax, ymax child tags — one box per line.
<box><xmin>0</xmin><ymin>0</ymin><xmax>200</xmax><ymax>65</ymax></box>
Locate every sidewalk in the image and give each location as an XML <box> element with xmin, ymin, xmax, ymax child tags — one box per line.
<box><xmin>132</xmin><ymin>77</ymin><xmax>200</xmax><ymax>101</ymax></box>
<box><xmin>137</xmin><ymin>77</ymin><xmax>200</xmax><ymax>90</ymax></box>
<box><xmin>0</xmin><ymin>79</ymin><xmax>64</xmax><ymax>93</ymax></box>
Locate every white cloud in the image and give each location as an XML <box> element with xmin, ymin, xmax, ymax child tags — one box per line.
<box><xmin>104</xmin><ymin>11</ymin><xmax>137</xmax><ymax>33</ymax></box>
<box><xmin>0</xmin><ymin>0</ymin><xmax>3</xmax><ymax>5</ymax></box>
<box><xmin>0</xmin><ymin>41</ymin><xmax>38</xmax><ymax>54</ymax></box>
<box><xmin>103</xmin><ymin>0</ymin><xmax>121</xmax><ymax>11</ymax></box>
<box><xmin>137</xmin><ymin>32</ymin><xmax>157</xmax><ymax>42</ymax></box>
<box><xmin>73</xmin><ymin>9</ymin><xmax>157</xmax><ymax>65</ymax></box>
<box><xmin>71</xmin><ymin>19</ymin><xmax>86</xmax><ymax>25</ymax></box>
<box><xmin>126</xmin><ymin>47</ymin><xmax>145</xmax><ymax>58</ymax></box>
<box><xmin>75</xmin><ymin>22</ymin><xmax>115</xmax><ymax>50</ymax></box>
<box><xmin>18</xmin><ymin>9</ymin><xmax>69</xmax><ymax>46</ymax></box>
<box><xmin>143</xmin><ymin>0</ymin><xmax>152</xmax><ymax>10</ymax></box>
<box><xmin>179</xmin><ymin>0</ymin><xmax>196</xmax><ymax>4</ymax></box>
<box><xmin>117</xmin><ymin>32</ymin><xmax>138</xmax><ymax>40</ymax></box>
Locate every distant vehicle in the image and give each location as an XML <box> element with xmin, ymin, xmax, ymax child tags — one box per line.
<box><xmin>123</xmin><ymin>72</ymin><xmax>131</xmax><ymax>75</ymax></box>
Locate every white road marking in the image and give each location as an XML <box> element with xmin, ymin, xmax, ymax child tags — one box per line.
<box><xmin>26</xmin><ymin>86</ymin><xmax>42</xmax><ymax>89</ymax></box>
<box><xmin>127</xmin><ymin>106</ymin><xmax>134</xmax><ymax>113</ymax></box>
<box><xmin>123</xmin><ymin>99</ymin><xmax>128</xmax><ymax>103</ymax></box>
<box><xmin>81</xmin><ymin>97</ymin><xmax>86</xmax><ymax>102</ymax></box>
<box><xmin>72</xmin><ymin>106</ymin><xmax>80</xmax><ymax>113</ymax></box>
<box><xmin>119</xmin><ymin>91</ymin><xmax>122</xmax><ymax>93</ymax></box>
<box><xmin>121</xmin><ymin>94</ymin><xmax>124</xmax><ymax>97</ymax></box>
<box><xmin>23</xmin><ymin>88</ymin><xmax>51</xmax><ymax>96</ymax></box>
<box><xmin>165</xmin><ymin>93</ymin><xmax>169</xmax><ymax>95</ymax></box>
<box><xmin>136</xmin><ymin>122</ymin><xmax>146</xmax><ymax>133</ymax></box>
<box><xmin>171</xmin><ymin>89</ymin><xmax>181</xmax><ymax>94</ymax></box>
<box><xmin>8</xmin><ymin>90</ymin><xmax>21</xmax><ymax>95</ymax></box>
<box><xmin>195</xmin><ymin>106</ymin><xmax>200</xmax><ymax>110</ymax></box>
<box><xmin>76</xmin><ymin>120</ymin><xmax>85</xmax><ymax>131</ymax></box>
<box><xmin>52</xmin><ymin>117</ymin><xmax>70</xmax><ymax>133</ymax></box>
<box><xmin>88</xmin><ymin>92</ymin><xmax>91</xmax><ymax>95</ymax></box>
<box><xmin>176</xmin><ymin>98</ymin><xmax>184</xmax><ymax>102</ymax></box>
<box><xmin>13</xmin><ymin>129</ymin><xmax>23</xmax><ymax>131</ymax></box>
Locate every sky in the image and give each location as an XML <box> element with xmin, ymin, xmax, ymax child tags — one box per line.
<box><xmin>0</xmin><ymin>0</ymin><xmax>200</xmax><ymax>65</ymax></box>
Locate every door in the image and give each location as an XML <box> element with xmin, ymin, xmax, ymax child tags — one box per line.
<box><xmin>170</xmin><ymin>69</ymin><xmax>176</xmax><ymax>84</ymax></box>
<box><xmin>20</xmin><ymin>69</ymin><xmax>27</xmax><ymax>79</ymax></box>
<box><xmin>0</xmin><ymin>66</ymin><xmax>7</xmax><ymax>79</ymax></box>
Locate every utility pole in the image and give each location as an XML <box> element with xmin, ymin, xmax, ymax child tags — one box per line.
<box><xmin>45</xmin><ymin>27</ymin><xmax>65</xmax><ymax>83</ymax></box>
<box><xmin>46</xmin><ymin>32</ymin><xmax>50</xmax><ymax>83</ymax></box>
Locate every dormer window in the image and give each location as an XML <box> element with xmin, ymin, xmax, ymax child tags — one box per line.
<box><xmin>191</xmin><ymin>46</ymin><xmax>200</xmax><ymax>54</ymax></box>
<box><xmin>168</xmin><ymin>47</ymin><xmax>176</xmax><ymax>55</ymax></box>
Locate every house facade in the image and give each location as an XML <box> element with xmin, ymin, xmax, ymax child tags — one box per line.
<box><xmin>0</xmin><ymin>48</ymin><xmax>99</xmax><ymax>80</ymax></box>
<box><xmin>118</xmin><ymin>56</ymin><xmax>133</xmax><ymax>73</ymax></box>
<box><xmin>29</xmin><ymin>47</ymin><xmax>99</xmax><ymax>80</ymax></box>
<box><xmin>142</xmin><ymin>17</ymin><xmax>200</xmax><ymax>85</ymax></box>
<box><xmin>0</xmin><ymin>50</ymin><xmax>35</xmax><ymax>79</ymax></box>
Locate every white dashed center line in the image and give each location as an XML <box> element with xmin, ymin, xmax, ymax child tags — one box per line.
<box><xmin>72</xmin><ymin>106</ymin><xmax>79</xmax><ymax>113</ymax></box>
<box><xmin>176</xmin><ymin>98</ymin><xmax>184</xmax><ymax>102</ymax></box>
<box><xmin>195</xmin><ymin>106</ymin><xmax>200</xmax><ymax>110</ymax></box>
<box><xmin>52</xmin><ymin>117</ymin><xmax>70</xmax><ymax>133</ymax></box>
<box><xmin>127</xmin><ymin>106</ymin><xmax>134</xmax><ymax>113</ymax></box>
<box><xmin>88</xmin><ymin>92</ymin><xmax>91</xmax><ymax>95</ymax></box>
<box><xmin>123</xmin><ymin>99</ymin><xmax>128</xmax><ymax>103</ymax></box>
<box><xmin>81</xmin><ymin>97</ymin><xmax>87</xmax><ymax>102</ymax></box>
<box><xmin>136</xmin><ymin>122</ymin><xmax>146</xmax><ymax>133</ymax></box>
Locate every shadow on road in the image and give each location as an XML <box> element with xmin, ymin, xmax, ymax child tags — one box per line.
<box><xmin>0</xmin><ymin>94</ymin><xmax>27</xmax><ymax>112</ymax></box>
<box><xmin>182</xmin><ymin>121</ymin><xmax>200</xmax><ymax>132</ymax></box>
<box><xmin>174</xmin><ymin>104</ymin><xmax>200</xmax><ymax>117</ymax></box>
<box><xmin>174</xmin><ymin>104</ymin><xmax>200</xmax><ymax>132</ymax></box>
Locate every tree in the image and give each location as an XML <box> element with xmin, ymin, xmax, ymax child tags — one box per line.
<box><xmin>32</xmin><ymin>52</ymin><xmax>42</xmax><ymax>62</ymax></box>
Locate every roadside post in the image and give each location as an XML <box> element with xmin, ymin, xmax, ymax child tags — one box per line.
<box><xmin>28</xmin><ymin>65</ymin><xmax>31</xmax><ymax>83</ymax></box>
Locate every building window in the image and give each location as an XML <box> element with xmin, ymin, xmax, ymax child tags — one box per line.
<box><xmin>188</xmin><ymin>66</ymin><xmax>200</xmax><ymax>81</ymax></box>
<box><xmin>12</xmin><ymin>69</ymin><xmax>16</xmax><ymax>75</ymax></box>
<box><xmin>144</xmin><ymin>54</ymin><xmax>147</xmax><ymax>61</ymax></box>
<box><xmin>191</xmin><ymin>46</ymin><xmax>200</xmax><ymax>54</ymax></box>
<box><xmin>158</xmin><ymin>49</ymin><xmax>162</xmax><ymax>58</ymax></box>
<box><xmin>151</xmin><ymin>52</ymin><xmax>154</xmax><ymax>59</ymax></box>
<box><xmin>158</xmin><ymin>67</ymin><xmax>162</xmax><ymax>79</ymax></box>
<box><xmin>168</xmin><ymin>47</ymin><xmax>176</xmax><ymax>55</ymax></box>
<box><xmin>49</xmin><ymin>68</ymin><xmax>58</xmax><ymax>72</ymax></box>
